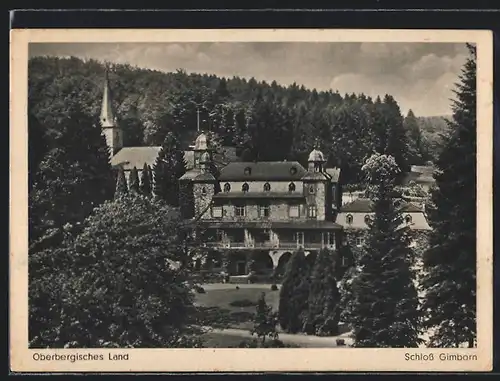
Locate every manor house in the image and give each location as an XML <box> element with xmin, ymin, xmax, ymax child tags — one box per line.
<box><xmin>100</xmin><ymin>73</ymin><xmax>431</xmax><ymax>280</ymax></box>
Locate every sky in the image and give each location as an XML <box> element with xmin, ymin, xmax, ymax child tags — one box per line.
<box><xmin>29</xmin><ymin>42</ymin><xmax>470</xmax><ymax>117</ymax></box>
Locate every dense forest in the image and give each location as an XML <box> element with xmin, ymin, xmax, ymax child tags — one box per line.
<box><xmin>29</xmin><ymin>56</ymin><xmax>449</xmax><ymax>184</ymax></box>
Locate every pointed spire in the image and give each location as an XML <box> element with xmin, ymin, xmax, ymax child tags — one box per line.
<box><xmin>100</xmin><ymin>64</ymin><xmax>116</xmax><ymax>127</ymax></box>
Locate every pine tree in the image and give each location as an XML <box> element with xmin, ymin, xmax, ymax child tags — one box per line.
<box><xmin>420</xmin><ymin>44</ymin><xmax>477</xmax><ymax>348</ymax></box>
<box><xmin>304</xmin><ymin>248</ymin><xmax>341</xmax><ymax>336</ymax></box>
<box><xmin>383</xmin><ymin>95</ymin><xmax>410</xmax><ymax>175</ymax></box>
<box><xmin>140</xmin><ymin>163</ymin><xmax>152</xmax><ymax>196</ymax></box>
<box><xmin>153</xmin><ymin>132</ymin><xmax>186</xmax><ymax>206</ymax></box>
<box><xmin>251</xmin><ymin>292</ymin><xmax>279</xmax><ymax>345</ymax></box>
<box><xmin>115</xmin><ymin>166</ymin><xmax>128</xmax><ymax>198</ymax></box>
<box><xmin>344</xmin><ymin>153</ymin><xmax>421</xmax><ymax>347</ymax></box>
<box><xmin>404</xmin><ymin>109</ymin><xmax>427</xmax><ymax>165</ymax></box>
<box><xmin>278</xmin><ymin>249</ymin><xmax>310</xmax><ymax>333</ymax></box>
<box><xmin>129</xmin><ymin>167</ymin><xmax>140</xmax><ymax>193</ymax></box>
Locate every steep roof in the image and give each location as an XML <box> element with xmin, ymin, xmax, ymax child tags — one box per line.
<box><xmin>111</xmin><ymin>146</ymin><xmax>161</xmax><ymax>171</ymax></box>
<box><xmin>218</xmin><ymin>161</ymin><xmax>307</xmax><ymax>181</ymax></box>
<box><xmin>193</xmin><ymin>172</ymin><xmax>216</xmax><ymax>182</ymax></box>
<box><xmin>179</xmin><ymin>168</ymin><xmax>202</xmax><ymax>181</ymax></box>
<box><xmin>301</xmin><ymin>172</ymin><xmax>331</xmax><ymax>181</ymax></box>
<box><xmin>100</xmin><ymin>71</ymin><xmax>116</xmax><ymax>128</ymax></box>
<box><xmin>340</xmin><ymin>198</ymin><xmax>424</xmax><ymax>213</ymax></box>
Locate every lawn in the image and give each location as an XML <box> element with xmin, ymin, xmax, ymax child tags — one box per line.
<box><xmin>194</xmin><ymin>285</ymin><xmax>280</xmax><ymax>330</ymax></box>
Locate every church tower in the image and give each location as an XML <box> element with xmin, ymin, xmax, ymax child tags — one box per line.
<box><xmin>100</xmin><ymin>68</ymin><xmax>123</xmax><ymax>159</ymax></box>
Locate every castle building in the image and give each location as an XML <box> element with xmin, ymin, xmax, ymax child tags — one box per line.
<box><xmin>180</xmin><ymin>133</ymin><xmax>344</xmax><ymax>277</ymax></box>
<box><xmin>99</xmin><ymin>72</ymin><xmax>432</xmax><ymax>280</ymax></box>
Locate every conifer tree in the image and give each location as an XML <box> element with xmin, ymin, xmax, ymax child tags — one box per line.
<box><xmin>420</xmin><ymin>44</ymin><xmax>477</xmax><ymax>348</ymax></box>
<box><xmin>140</xmin><ymin>163</ymin><xmax>152</xmax><ymax>196</ymax></box>
<box><xmin>115</xmin><ymin>166</ymin><xmax>128</xmax><ymax>198</ymax></box>
<box><xmin>251</xmin><ymin>292</ymin><xmax>279</xmax><ymax>346</ymax></box>
<box><xmin>129</xmin><ymin>167</ymin><xmax>140</xmax><ymax>193</ymax></box>
<box><xmin>278</xmin><ymin>249</ymin><xmax>310</xmax><ymax>333</ymax></box>
<box><xmin>344</xmin><ymin>153</ymin><xmax>421</xmax><ymax>347</ymax></box>
<box><xmin>153</xmin><ymin>132</ymin><xmax>186</xmax><ymax>206</ymax></box>
<box><xmin>403</xmin><ymin>109</ymin><xmax>426</xmax><ymax>165</ymax></box>
<box><xmin>304</xmin><ymin>248</ymin><xmax>341</xmax><ymax>336</ymax></box>
<box><xmin>383</xmin><ymin>95</ymin><xmax>410</xmax><ymax>174</ymax></box>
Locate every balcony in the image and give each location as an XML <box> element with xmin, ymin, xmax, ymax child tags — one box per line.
<box><xmin>204</xmin><ymin>240</ymin><xmax>334</xmax><ymax>251</ymax></box>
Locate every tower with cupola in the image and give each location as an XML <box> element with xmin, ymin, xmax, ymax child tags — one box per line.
<box><xmin>302</xmin><ymin>146</ymin><xmax>331</xmax><ymax>220</ymax></box>
<box><xmin>192</xmin><ymin>144</ymin><xmax>217</xmax><ymax>219</ymax></box>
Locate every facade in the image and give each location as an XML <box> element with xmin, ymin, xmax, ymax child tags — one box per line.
<box><xmin>180</xmin><ymin>134</ymin><xmax>344</xmax><ymax>277</ymax></box>
<box><xmin>337</xmin><ymin>198</ymin><xmax>432</xmax><ymax>262</ymax></box>
<box><xmin>99</xmin><ymin>72</ymin><xmax>432</xmax><ymax>280</ymax></box>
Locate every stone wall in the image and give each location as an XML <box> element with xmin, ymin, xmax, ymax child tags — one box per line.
<box><xmin>194</xmin><ymin>182</ymin><xmax>215</xmax><ymax>218</ymax></box>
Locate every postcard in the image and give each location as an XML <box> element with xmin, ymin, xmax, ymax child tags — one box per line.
<box><xmin>10</xmin><ymin>28</ymin><xmax>493</xmax><ymax>372</ymax></box>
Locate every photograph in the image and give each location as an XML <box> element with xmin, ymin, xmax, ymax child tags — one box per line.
<box><xmin>10</xmin><ymin>28</ymin><xmax>493</xmax><ymax>372</ymax></box>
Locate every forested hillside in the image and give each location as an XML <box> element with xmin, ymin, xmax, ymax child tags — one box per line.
<box><xmin>416</xmin><ymin>116</ymin><xmax>451</xmax><ymax>163</ymax></box>
<box><xmin>28</xmin><ymin>56</ymin><xmax>449</xmax><ymax>184</ymax></box>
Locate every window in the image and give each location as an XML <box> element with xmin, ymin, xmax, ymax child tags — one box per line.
<box><xmin>364</xmin><ymin>214</ymin><xmax>372</xmax><ymax>225</ymax></box>
<box><xmin>288</xmin><ymin>182</ymin><xmax>296</xmax><ymax>192</ymax></box>
<box><xmin>259</xmin><ymin>204</ymin><xmax>270</xmax><ymax>218</ymax></box>
<box><xmin>289</xmin><ymin>205</ymin><xmax>300</xmax><ymax>218</ymax></box>
<box><xmin>211</xmin><ymin>206</ymin><xmax>223</xmax><ymax>218</ymax></box>
<box><xmin>355</xmin><ymin>236</ymin><xmax>364</xmax><ymax>247</ymax></box>
<box><xmin>216</xmin><ymin>229</ymin><xmax>224</xmax><ymax>241</ymax></box>
<box><xmin>324</xmin><ymin>232</ymin><xmax>335</xmax><ymax>247</ymax></box>
<box><xmin>341</xmin><ymin>256</ymin><xmax>348</xmax><ymax>267</ymax></box>
<box><xmin>201</xmin><ymin>186</ymin><xmax>207</xmax><ymax>194</ymax></box>
<box><xmin>235</xmin><ymin>205</ymin><xmax>246</xmax><ymax>217</ymax></box>
<box><xmin>295</xmin><ymin>232</ymin><xmax>304</xmax><ymax>245</ymax></box>
<box><xmin>346</xmin><ymin>214</ymin><xmax>353</xmax><ymax>225</ymax></box>
<box><xmin>224</xmin><ymin>183</ymin><xmax>231</xmax><ymax>192</ymax></box>
<box><xmin>242</xmin><ymin>183</ymin><xmax>249</xmax><ymax>192</ymax></box>
<box><xmin>331</xmin><ymin>184</ymin><xmax>337</xmax><ymax>202</ymax></box>
<box><xmin>309</xmin><ymin>185</ymin><xmax>315</xmax><ymax>194</ymax></box>
<box><xmin>327</xmin><ymin>232</ymin><xmax>335</xmax><ymax>246</ymax></box>
<box><xmin>405</xmin><ymin>215</ymin><xmax>413</xmax><ymax>224</ymax></box>
<box><xmin>290</xmin><ymin>167</ymin><xmax>297</xmax><ymax>175</ymax></box>
<box><xmin>308</xmin><ymin>205</ymin><xmax>317</xmax><ymax>218</ymax></box>
<box><xmin>244</xmin><ymin>167</ymin><xmax>252</xmax><ymax>175</ymax></box>
<box><xmin>264</xmin><ymin>182</ymin><xmax>271</xmax><ymax>192</ymax></box>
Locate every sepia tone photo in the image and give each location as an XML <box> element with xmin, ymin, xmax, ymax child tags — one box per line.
<box><xmin>10</xmin><ymin>29</ymin><xmax>493</xmax><ymax>372</ymax></box>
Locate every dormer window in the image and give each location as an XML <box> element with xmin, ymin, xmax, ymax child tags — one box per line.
<box><xmin>264</xmin><ymin>182</ymin><xmax>271</xmax><ymax>192</ymax></box>
<box><xmin>244</xmin><ymin>167</ymin><xmax>252</xmax><ymax>176</ymax></box>
<box><xmin>223</xmin><ymin>183</ymin><xmax>231</xmax><ymax>192</ymax></box>
<box><xmin>242</xmin><ymin>183</ymin><xmax>249</xmax><ymax>192</ymax></box>
<box><xmin>346</xmin><ymin>214</ymin><xmax>353</xmax><ymax>225</ymax></box>
<box><xmin>290</xmin><ymin>167</ymin><xmax>297</xmax><ymax>175</ymax></box>
<box><xmin>288</xmin><ymin>182</ymin><xmax>296</xmax><ymax>192</ymax></box>
<box><xmin>405</xmin><ymin>215</ymin><xmax>413</xmax><ymax>224</ymax></box>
